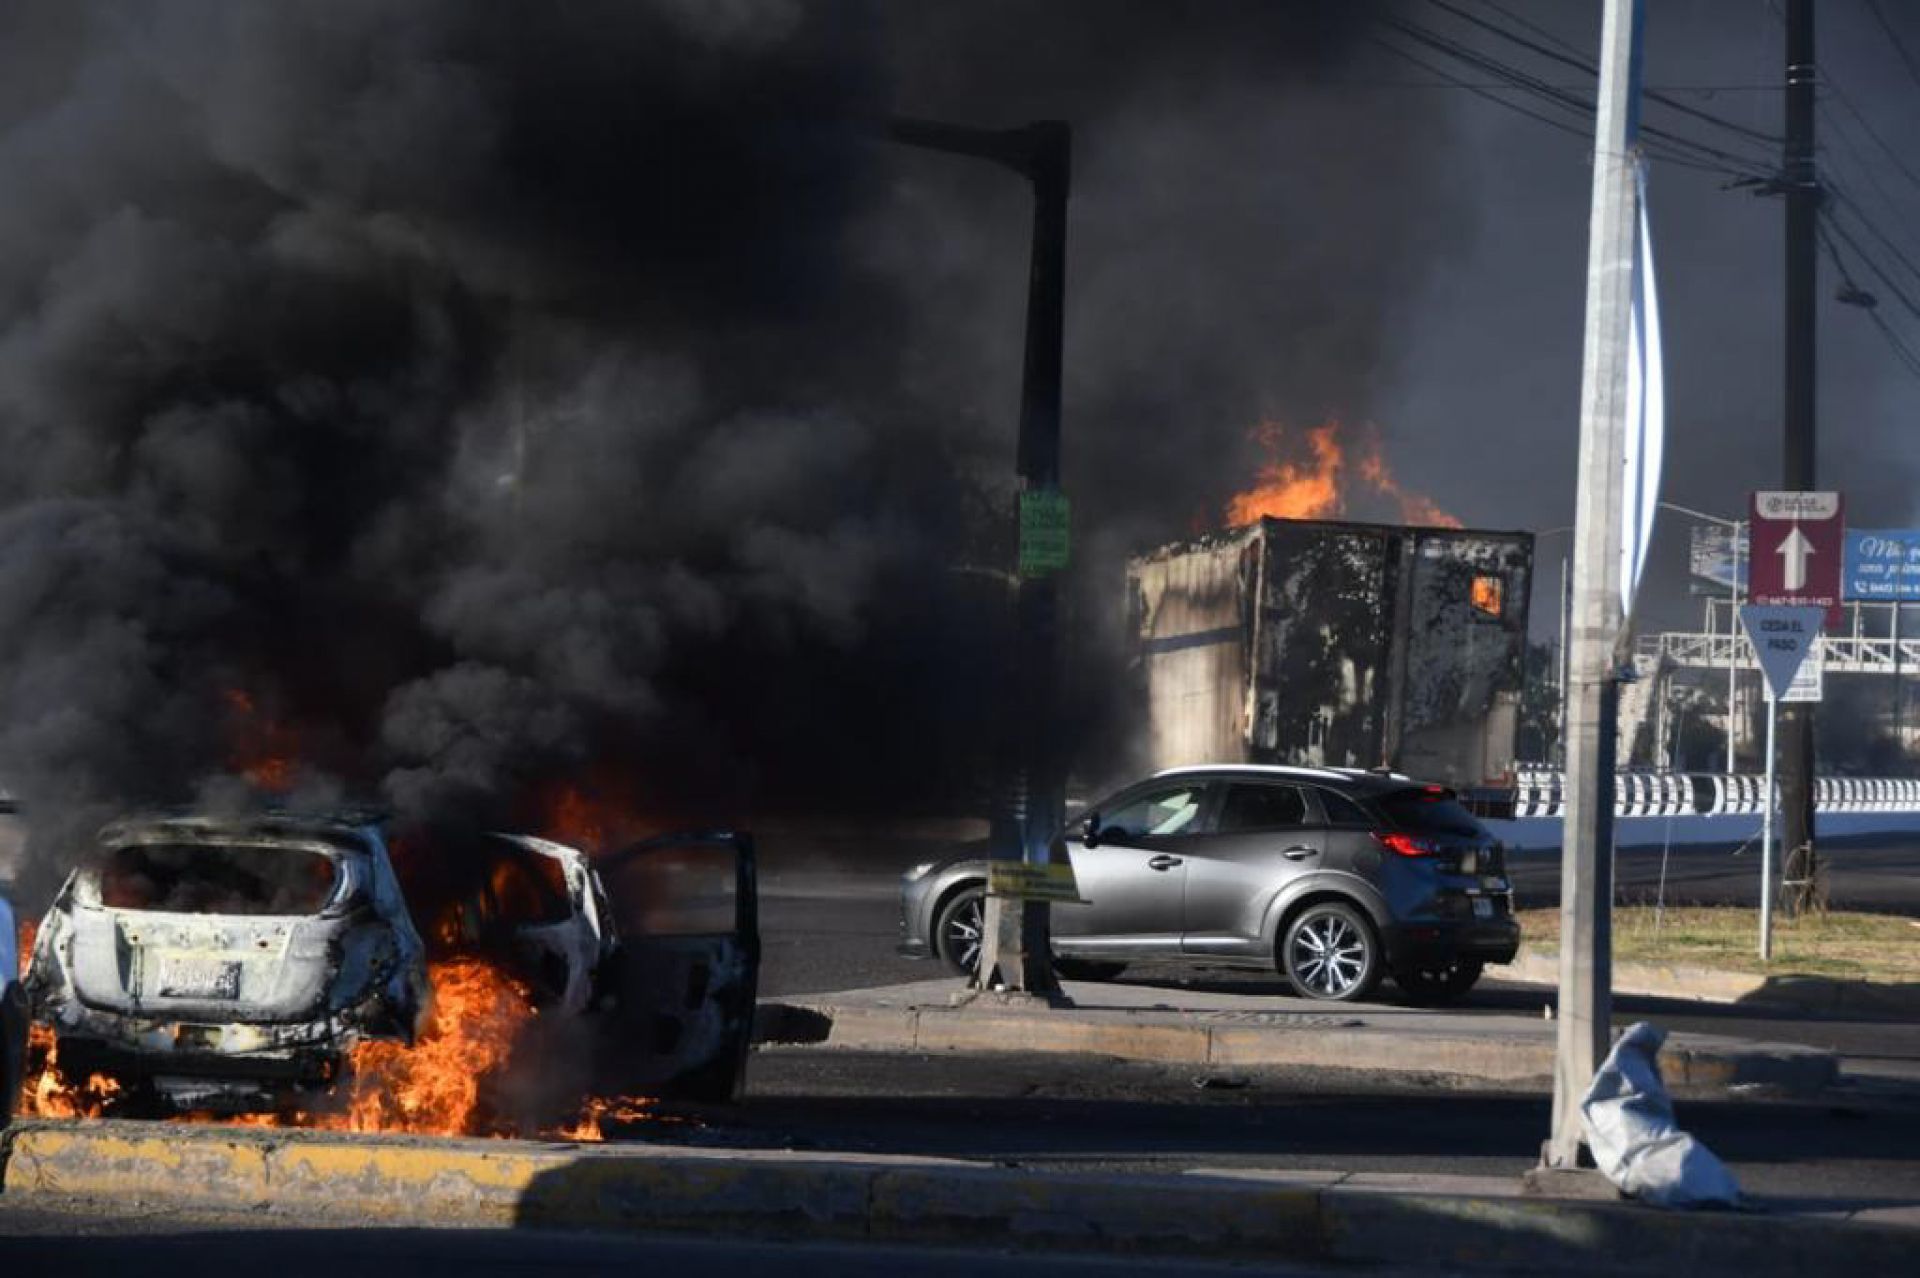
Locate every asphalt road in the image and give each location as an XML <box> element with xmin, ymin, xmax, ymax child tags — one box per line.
<box><xmin>744</xmin><ymin>840</ymin><xmax>1920</xmax><ymax>1211</ymax></box>
<box><xmin>0</xmin><ymin>1206</ymin><xmax>1395</xmax><ymax>1277</ymax></box>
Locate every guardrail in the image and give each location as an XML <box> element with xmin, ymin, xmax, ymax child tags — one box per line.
<box><xmin>1510</xmin><ymin>770</ymin><xmax>1920</xmax><ymax>819</ymax></box>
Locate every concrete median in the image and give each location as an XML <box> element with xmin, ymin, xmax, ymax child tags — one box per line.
<box><xmin>753</xmin><ymin>980</ymin><xmax>1841</xmax><ymax>1097</ymax></box>
<box><xmin>3</xmin><ymin>1119</ymin><xmax>1916</xmax><ymax>1275</ymax></box>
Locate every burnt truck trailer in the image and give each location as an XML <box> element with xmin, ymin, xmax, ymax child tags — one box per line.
<box><xmin>1127</xmin><ymin>517</ymin><xmax>1533</xmax><ymax>789</ymax></box>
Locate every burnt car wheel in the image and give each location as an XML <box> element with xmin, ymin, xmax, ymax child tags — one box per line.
<box><xmin>1281</xmin><ymin>902</ymin><xmax>1380</xmax><ymax>1002</ymax></box>
<box><xmin>934</xmin><ymin>885</ymin><xmax>987</xmax><ymax>978</ymax></box>
<box><xmin>1394</xmin><ymin>958</ymin><xmax>1484</xmax><ymax>1005</ymax></box>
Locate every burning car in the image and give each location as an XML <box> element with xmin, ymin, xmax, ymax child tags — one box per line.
<box><xmin>405</xmin><ymin>831</ymin><xmax>618</xmax><ymax>1016</ymax></box>
<box><xmin>21</xmin><ymin>809</ymin><xmax>761</xmax><ymax>1126</ymax></box>
<box><xmin>25</xmin><ymin>812</ymin><xmax>431</xmax><ymax>1114</ymax></box>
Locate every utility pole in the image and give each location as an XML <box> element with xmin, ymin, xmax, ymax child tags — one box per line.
<box><xmin>888</xmin><ymin>119</ymin><xmax>1071</xmax><ymax>998</ymax></box>
<box><xmin>1541</xmin><ymin>0</ymin><xmax>1641</xmax><ymax>1174</ymax></box>
<box><xmin>1780</xmin><ymin>0</ymin><xmax>1820</xmax><ymax>917</ymax></box>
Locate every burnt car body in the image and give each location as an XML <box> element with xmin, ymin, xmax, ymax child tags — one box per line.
<box><xmin>899</xmin><ymin>765</ymin><xmax>1518</xmax><ymax>1003</ymax></box>
<box><xmin>2</xmin><ymin>892</ymin><xmax>24</xmax><ymax>1127</ymax></box>
<box><xmin>24</xmin><ymin>811</ymin><xmax>760</xmax><ymax>1114</ymax></box>
<box><xmin>410</xmin><ymin>831</ymin><xmax>618</xmax><ymax>1015</ymax></box>
<box><xmin>26</xmin><ymin>813</ymin><xmax>430</xmax><ymax>1112</ymax></box>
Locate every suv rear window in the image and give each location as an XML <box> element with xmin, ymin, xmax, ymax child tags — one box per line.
<box><xmin>1216</xmin><ymin>784</ymin><xmax>1307</xmax><ymax>832</ymax></box>
<box><xmin>97</xmin><ymin>843</ymin><xmax>340</xmax><ymax>915</ymax></box>
<box><xmin>1377</xmin><ymin>788</ymin><xmax>1485</xmax><ymax>839</ymax></box>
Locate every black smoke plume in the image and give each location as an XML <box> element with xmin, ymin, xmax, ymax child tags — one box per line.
<box><xmin>0</xmin><ymin>1</ymin><xmax>1460</xmax><ymax>899</ymax></box>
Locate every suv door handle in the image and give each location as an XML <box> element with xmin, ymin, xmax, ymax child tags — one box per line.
<box><xmin>1281</xmin><ymin>846</ymin><xmax>1319</xmax><ymax>861</ymax></box>
<box><xmin>1147</xmin><ymin>855</ymin><xmax>1183</xmax><ymax>871</ymax></box>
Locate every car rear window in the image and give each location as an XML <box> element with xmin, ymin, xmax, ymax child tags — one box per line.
<box><xmin>1377</xmin><ymin>788</ymin><xmax>1486</xmax><ymax>839</ymax></box>
<box><xmin>97</xmin><ymin>842</ymin><xmax>340</xmax><ymax>915</ymax></box>
<box><xmin>1314</xmin><ymin>788</ymin><xmax>1374</xmax><ymax>826</ymax></box>
<box><xmin>1216</xmin><ymin>784</ymin><xmax>1307</xmax><ymax>832</ymax></box>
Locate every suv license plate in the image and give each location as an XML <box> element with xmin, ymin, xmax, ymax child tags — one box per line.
<box><xmin>1472</xmin><ymin>897</ymin><xmax>1494</xmax><ymax>920</ymax></box>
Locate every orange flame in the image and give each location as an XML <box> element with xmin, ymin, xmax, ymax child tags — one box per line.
<box><xmin>1227</xmin><ymin>419</ymin><xmax>1462</xmax><ymax>529</ymax></box>
<box><xmin>555</xmin><ymin>1095</ymin><xmax>665</xmax><ymax>1142</ymax></box>
<box><xmin>15</xmin><ymin>950</ymin><xmax>659</xmax><ymax>1140</ymax></box>
<box><xmin>312</xmin><ymin>957</ymin><xmax>535</xmax><ymax>1137</ymax></box>
<box><xmin>222</xmin><ymin>689</ymin><xmax>301</xmax><ymax>793</ymax></box>
<box><xmin>537</xmin><ymin>780</ymin><xmax>658</xmax><ymax>854</ymax></box>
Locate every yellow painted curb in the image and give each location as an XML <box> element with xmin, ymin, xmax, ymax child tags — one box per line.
<box><xmin>5</xmin><ymin>1119</ymin><xmax>1912</xmax><ymax>1276</ymax></box>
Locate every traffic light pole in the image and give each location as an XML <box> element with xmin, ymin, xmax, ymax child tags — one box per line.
<box><xmin>888</xmin><ymin>119</ymin><xmax>1071</xmax><ymax>998</ymax></box>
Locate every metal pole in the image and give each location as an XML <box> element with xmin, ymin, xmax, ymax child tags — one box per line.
<box><xmin>1544</xmin><ymin>0</ymin><xmax>1641</xmax><ymax>1173</ymax></box>
<box><xmin>1896</xmin><ymin>603</ymin><xmax>1905</xmax><ymax>749</ymax></box>
<box><xmin>1762</xmin><ymin>688</ymin><xmax>1778</xmax><ymax>959</ymax></box>
<box><xmin>992</xmin><ymin>121</ymin><xmax>1071</xmax><ymax>997</ymax></box>
<box><xmin>885</xmin><ymin>119</ymin><xmax>1071</xmax><ymax>998</ymax></box>
<box><xmin>1779</xmin><ymin>0</ymin><xmax>1819</xmax><ymax>916</ymax></box>
<box><xmin>1559</xmin><ymin>554</ymin><xmax>1571</xmax><ymax>764</ymax></box>
<box><xmin>1729</xmin><ymin>524</ymin><xmax>1742</xmax><ymax>774</ymax></box>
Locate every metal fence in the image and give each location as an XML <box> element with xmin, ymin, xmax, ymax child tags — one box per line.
<box><xmin>1510</xmin><ymin>769</ymin><xmax>1920</xmax><ymax>818</ymax></box>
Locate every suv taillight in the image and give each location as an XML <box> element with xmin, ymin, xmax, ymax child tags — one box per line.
<box><xmin>1373</xmin><ymin>831</ymin><xmax>1438</xmax><ymax>858</ymax></box>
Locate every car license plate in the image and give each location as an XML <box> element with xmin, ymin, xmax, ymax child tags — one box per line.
<box><xmin>154</xmin><ymin>955</ymin><xmax>242</xmax><ymax>1000</ymax></box>
<box><xmin>1472</xmin><ymin>897</ymin><xmax>1494</xmax><ymax>920</ymax></box>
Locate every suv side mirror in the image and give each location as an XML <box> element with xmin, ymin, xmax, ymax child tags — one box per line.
<box><xmin>1078</xmin><ymin>812</ymin><xmax>1101</xmax><ymax>848</ymax></box>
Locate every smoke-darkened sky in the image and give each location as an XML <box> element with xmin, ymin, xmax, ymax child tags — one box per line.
<box><xmin>1</xmin><ymin>1</ymin><xmax>1916</xmax><ymax>888</ymax></box>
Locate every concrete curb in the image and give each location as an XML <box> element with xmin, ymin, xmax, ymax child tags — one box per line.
<box><xmin>3</xmin><ymin>1120</ymin><xmax>1914</xmax><ymax>1276</ymax></box>
<box><xmin>752</xmin><ymin>1000</ymin><xmax>1840</xmax><ymax>1097</ymax></box>
<box><xmin>1506</xmin><ymin>947</ymin><xmax>1920</xmax><ymax>1019</ymax></box>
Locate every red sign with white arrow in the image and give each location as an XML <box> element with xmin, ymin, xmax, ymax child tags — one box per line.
<box><xmin>1749</xmin><ymin>490</ymin><xmax>1845</xmax><ymax>626</ymax></box>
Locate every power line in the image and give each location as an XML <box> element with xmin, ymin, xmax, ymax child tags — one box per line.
<box><xmin>1817</xmin><ymin>102</ymin><xmax>1918</xmax><ymax>246</ymax></box>
<box><xmin>1380</xmin><ymin>14</ymin><xmax>1778</xmax><ymax>174</ymax></box>
<box><xmin>1823</xmin><ymin>75</ymin><xmax>1920</xmax><ymax>196</ymax></box>
<box><xmin>1827</xmin><ymin>185</ymin><xmax>1920</xmax><ymax>293</ymax></box>
<box><xmin>1317</xmin><ymin>80</ymin><xmax>1785</xmax><ymax>93</ymax></box>
<box><xmin>1815</xmin><ymin>218</ymin><xmax>1920</xmax><ymax>378</ymax></box>
<box><xmin>1424</xmin><ymin>0</ymin><xmax>1786</xmax><ymax>146</ymax></box>
<box><xmin>1367</xmin><ymin>34</ymin><xmax>1768</xmax><ymax>178</ymax></box>
<box><xmin>1366</xmin><ymin>36</ymin><xmax>1594</xmax><ymax>144</ymax></box>
<box><xmin>1822</xmin><ymin>209</ymin><xmax>1920</xmax><ymax>325</ymax></box>
<box><xmin>1471</xmin><ymin>0</ymin><xmax>1586</xmax><ymax>59</ymax></box>
<box><xmin>1859</xmin><ymin>0</ymin><xmax>1920</xmax><ymax>93</ymax></box>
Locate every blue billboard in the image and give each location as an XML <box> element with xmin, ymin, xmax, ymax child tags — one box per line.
<box><xmin>1844</xmin><ymin>530</ymin><xmax>1920</xmax><ymax>601</ymax></box>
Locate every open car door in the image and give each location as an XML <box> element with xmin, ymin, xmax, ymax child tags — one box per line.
<box><xmin>591</xmin><ymin>830</ymin><xmax>758</xmax><ymax>1104</ymax></box>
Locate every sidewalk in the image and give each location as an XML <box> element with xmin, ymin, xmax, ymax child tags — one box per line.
<box><xmin>754</xmin><ymin>977</ymin><xmax>1841</xmax><ymax>1097</ymax></box>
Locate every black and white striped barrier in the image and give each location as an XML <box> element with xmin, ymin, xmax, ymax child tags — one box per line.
<box><xmin>1508</xmin><ymin>772</ymin><xmax>1920</xmax><ymax>819</ymax></box>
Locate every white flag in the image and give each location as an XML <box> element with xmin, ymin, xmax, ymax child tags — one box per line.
<box><xmin>1620</xmin><ymin>156</ymin><xmax>1664</xmax><ymax>621</ymax></box>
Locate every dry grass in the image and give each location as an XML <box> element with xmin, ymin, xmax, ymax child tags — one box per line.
<box><xmin>1515</xmin><ymin>906</ymin><xmax>1920</xmax><ymax>982</ymax></box>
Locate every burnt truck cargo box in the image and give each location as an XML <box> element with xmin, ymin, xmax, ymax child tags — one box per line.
<box><xmin>1127</xmin><ymin>517</ymin><xmax>1533</xmax><ymax>788</ymax></box>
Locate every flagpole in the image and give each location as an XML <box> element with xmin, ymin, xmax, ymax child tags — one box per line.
<box><xmin>1762</xmin><ymin>687</ymin><xmax>1777</xmax><ymax>959</ymax></box>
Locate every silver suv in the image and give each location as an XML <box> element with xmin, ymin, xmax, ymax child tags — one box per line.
<box><xmin>898</xmin><ymin>765</ymin><xmax>1519</xmax><ymax>1003</ymax></box>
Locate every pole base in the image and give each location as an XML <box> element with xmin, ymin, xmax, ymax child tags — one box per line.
<box><xmin>949</xmin><ymin>987</ymin><xmax>1076</xmax><ymax>1011</ymax></box>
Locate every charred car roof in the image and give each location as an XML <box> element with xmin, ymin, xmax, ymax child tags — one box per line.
<box><xmin>96</xmin><ymin>811</ymin><xmax>387</xmax><ymax>853</ymax></box>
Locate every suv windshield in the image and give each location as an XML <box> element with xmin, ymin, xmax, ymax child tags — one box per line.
<box><xmin>97</xmin><ymin>843</ymin><xmax>340</xmax><ymax>916</ymax></box>
<box><xmin>1377</xmin><ymin>788</ymin><xmax>1485</xmax><ymax>839</ymax></box>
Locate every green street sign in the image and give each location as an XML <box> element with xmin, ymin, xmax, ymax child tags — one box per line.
<box><xmin>1018</xmin><ymin>490</ymin><xmax>1070</xmax><ymax>578</ymax></box>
